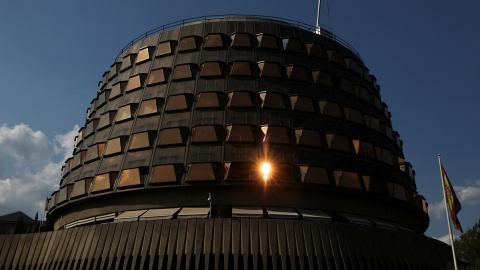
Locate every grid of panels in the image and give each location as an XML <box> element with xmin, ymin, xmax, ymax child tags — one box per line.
<box><xmin>49</xmin><ymin>18</ymin><xmax>426</xmax><ymax>228</ymax></box>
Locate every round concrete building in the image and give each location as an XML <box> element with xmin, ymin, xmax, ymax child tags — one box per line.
<box><xmin>27</xmin><ymin>16</ymin><xmax>451</xmax><ymax>269</ymax></box>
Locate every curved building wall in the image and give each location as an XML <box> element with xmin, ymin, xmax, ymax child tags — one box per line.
<box><xmin>47</xmin><ymin>17</ymin><xmax>428</xmax><ymax>233</ymax></box>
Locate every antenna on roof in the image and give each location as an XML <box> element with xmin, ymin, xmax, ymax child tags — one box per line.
<box><xmin>315</xmin><ymin>0</ymin><xmax>321</xmax><ymax>34</ymax></box>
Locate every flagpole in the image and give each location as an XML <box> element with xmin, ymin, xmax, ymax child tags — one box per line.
<box><xmin>315</xmin><ymin>0</ymin><xmax>321</xmax><ymax>34</ymax></box>
<box><xmin>437</xmin><ymin>154</ymin><xmax>459</xmax><ymax>270</ymax></box>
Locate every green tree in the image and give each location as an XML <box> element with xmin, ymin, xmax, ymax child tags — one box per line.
<box><xmin>454</xmin><ymin>219</ymin><xmax>480</xmax><ymax>269</ymax></box>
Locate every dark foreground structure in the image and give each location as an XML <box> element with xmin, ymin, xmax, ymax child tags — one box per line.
<box><xmin>0</xmin><ymin>16</ymin><xmax>452</xmax><ymax>269</ymax></box>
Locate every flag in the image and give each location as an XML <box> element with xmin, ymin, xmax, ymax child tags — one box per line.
<box><xmin>44</xmin><ymin>197</ymin><xmax>50</xmax><ymax>211</ymax></box>
<box><xmin>440</xmin><ymin>163</ymin><xmax>463</xmax><ymax>233</ymax></box>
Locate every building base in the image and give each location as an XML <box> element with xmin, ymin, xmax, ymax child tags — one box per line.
<box><xmin>0</xmin><ymin>218</ymin><xmax>452</xmax><ymax>270</ymax></box>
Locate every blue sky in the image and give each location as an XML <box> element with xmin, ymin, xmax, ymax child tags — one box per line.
<box><xmin>0</xmin><ymin>0</ymin><xmax>479</xmax><ymax>242</ymax></box>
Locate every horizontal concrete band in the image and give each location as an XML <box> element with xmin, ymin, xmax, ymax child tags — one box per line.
<box><xmin>51</xmin><ymin>185</ymin><xmax>428</xmax><ymax>232</ymax></box>
<box><xmin>0</xmin><ymin>218</ymin><xmax>451</xmax><ymax>270</ymax></box>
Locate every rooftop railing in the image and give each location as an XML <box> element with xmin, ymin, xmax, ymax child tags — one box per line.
<box><xmin>116</xmin><ymin>14</ymin><xmax>363</xmax><ymax>63</ymax></box>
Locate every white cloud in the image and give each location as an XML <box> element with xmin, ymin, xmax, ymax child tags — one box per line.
<box><xmin>0</xmin><ymin>123</ymin><xmax>52</xmax><ymax>169</ymax></box>
<box><xmin>455</xmin><ymin>184</ymin><xmax>480</xmax><ymax>206</ymax></box>
<box><xmin>435</xmin><ymin>233</ymin><xmax>458</xmax><ymax>246</ymax></box>
<box><xmin>0</xmin><ymin>124</ymin><xmax>78</xmax><ymax>218</ymax></box>
<box><xmin>53</xmin><ymin>124</ymin><xmax>79</xmax><ymax>161</ymax></box>
<box><xmin>428</xmin><ymin>180</ymin><xmax>480</xmax><ymax>221</ymax></box>
<box><xmin>429</xmin><ymin>199</ymin><xmax>445</xmax><ymax>220</ymax></box>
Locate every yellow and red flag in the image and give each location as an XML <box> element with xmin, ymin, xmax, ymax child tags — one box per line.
<box><xmin>44</xmin><ymin>197</ymin><xmax>50</xmax><ymax>211</ymax></box>
<box><xmin>440</xmin><ymin>163</ymin><xmax>463</xmax><ymax>233</ymax></box>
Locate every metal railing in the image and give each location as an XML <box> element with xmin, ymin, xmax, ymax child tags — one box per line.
<box><xmin>116</xmin><ymin>14</ymin><xmax>363</xmax><ymax>63</ymax></box>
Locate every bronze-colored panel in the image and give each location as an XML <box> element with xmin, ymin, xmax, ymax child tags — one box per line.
<box><xmin>115</xmin><ymin>104</ymin><xmax>133</xmax><ymax>122</ymax></box>
<box><xmin>223</xmin><ymin>162</ymin><xmax>257</xmax><ymax>180</ymax></box>
<box><xmin>344</xmin><ymin>107</ymin><xmax>364</xmax><ymax>125</ymax></box>
<box><xmin>325</xmin><ymin>134</ymin><xmax>352</xmax><ymax>152</ymax></box>
<box><xmin>85</xmin><ymin>119</ymin><xmax>99</xmax><ymax>137</ymax></box>
<box><xmin>270</xmin><ymin>164</ymin><xmax>295</xmax><ymax>182</ymax></box>
<box><xmin>327</xmin><ymin>50</ymin><xmax>345</xmax><ymax>66</ymax></box>
<box><xmin>57</xmin><ymin>186</ymin><xmax>68</xmax><ymax>204</ymax></box>
<box><xmin>257</xmin><ymin>34</ymin><xmax>278</xmax><ymax>49</ymax></box>
<box><xmin>70</xmin><ymin>179</ymin><xmax>87</xmax><ymax>198</ymax></box>
<box><xmin>150</xmin><ymin>164</ymin><xmax>182</xmax><ymax>184</ymax></box>
<box><xmin>136</xmin><ymin>46</ymin><xmax>155</xmax><ymax>64</ymax></box>
<box><xmin>229</xmin><ymin>61</ymin><xmax>253</xmax><ymax>76</ymax></box>
<box><xmin>186</xmin><ymin>163</ymin><xmax>218</xmax><ymax>181</ymax></box>
<box><xmin>295</xmin><ymin>129</ymin><xmax>323</xmax><ymax>147</ymax></box>
<box><xmin>334</xmin><ymin>170</ymin><xmax>362</xmax><ymax>190</ymax></box>
<box><xmin>318</xmin><ymin>100</ymin><xmax>342</xmax><ymax>118</ymax></box>
<box><xmin>118</xmin><ymin>168</ymin><xmax>142</xmax><ymax>188</ymax></box>
<box><xmin>196</xmin><ymin>92</ymin><xmax>222</xmax><ymax>109</ymax></box>
<box><xmin>374</xmin><ymin>146</ymin><xmax>382</xmax><ymax>162</ymax></box>
<box><xmin>226</xmin><ymin>125</ymin><xmax>255</xmax><ymax>143</ymax></box>
<box><xmin>126</xmin><ymin>74</ymin><xmax>147</xmax><ymax>92</ymax></box>
<box><xmin>148</xmin><ymin>68</ymin><xmax>171</xmax><ymax>85</ymax></box>
<box><xmin>62</xmin><ymin>158</ymin><xmax>73</xmax><ymax>177</ymax></box>
<box><xmin>354</xmin><ymin>85</ymin><xmax>370</xmax><ymax>102</ymax></box>
<box><xmin>139</xmin><ymin>98</ymin><xmax>162</xmax><ymax>116</ymax></box>
<box><xmin>346</xmin><ymin>58</ymin><xmax>360</xmax><ymax>74</ymax></box>
<box><xmin>68</xmin><ymin>157</ymin><xmax>73</xmax><ymax>171</ymax></box>
<box><xmin>300</xmin><ymin>166</ymin><xmax>331</xmax><ymax>185</ymax></box>
<box><xmin>97</xmin><ymin>111</ymin><xmax>115</xmax><ymax>130</ymax></box>
<box><xmin>172</xmin><ymin>64</ymin><xmax>196</xmax><ymax>81</ymax></box>
<box><xmin>120</xmin><ymin>54</ymin><xmax>137</xmax><ymax>72</ymax></box>
<box><xmin>383</xmin><ymin>124</ymin><xmax>393</xmax><ymax>140</ymax></box>
<box><xmin>230</xmin><ymin>33</ymin><xmax>251</xmax><ymax>48</ymax></box>
<box><xmin>261</xmin><ymin>126</ymin><xmax>290</xmax><ymax>144</ymax></box>
<box><xmin>352</xmin><ymin>140</ymin><xmax>375</xmax><ymax>159</ymax></box>
<box><xmin>71</xmin><ymin>150</ymin><xmax>86</xmax><ymax>170</ymax></box>
<box><xmin>285</xmin><ymin>65</ymin><xmax>309</xmax><ymax>82</ymax></box>
<box><xmin>165</xmin><ymin>94</ymin><xmax>191</xmax><ymax>112</ymax></box>
<box><xmin>305</xmin><ymin>42</ymin><xmax>326</xmax><ymax>58</ymax></box>
<box><xmin>75</xmin><ymin>128</ymin><xmax>85</xmax><ymax>147</ymax></box>
<box><xmin>259</xmin><ymin>92</ymin><xmax>285</xmax><ymax>110</ymax></box>
<box><xmin>84</xmin><ymin>143</ymin><xmax>105</xmax><ymax>163</ymax></box>
<box><xmin>282</xmin><ymin>38</ymin><xmax>303</xmax><ymax>53</ymax></box>
<box><xmin>104</xmin><ymin>136</ymin><xmax>128</xmax><ymax>156</ymax></box>
<box><xmin>381</xmin><ymin>148</ymin><xmax>393</xmax><ymax>165</ymax></box>
<box><xmin>156</xmin><ymin>40</ymin><xmax>177</xmax><ymax>57</ymax></box>
<box><xmin>97</xmin><ymin>90</ymin><xmax>110</xmax><ymax>107</ymax></box>
<box><xmin>109</xmin><ymin>62</ymin><xmax>121</xmax><ymax>80</ymax></box>
<box><xmin>191</xmin><ymin>125</ymin><xmax>220</xmax><ymax>143</ymax></box>
<box><xmin>91</xmin><ymin>172</ymin><xmax>117</xmax><ymax>193</ymax></box>
<box><xmin>110</xmin><ymin>81</ymin><xmax>128</xmax><ymax>100</ymax></box>
<box><xmin>204</xmin><ymin>33</ymin><xmax>225</xmax><ymax>48</ymax></box>
<box><xmin>179</xmin><ymin>36</ymin><xmax>201</xmax><ymax>52</ymax></box>
<box><xmin>87</xmin><ymin>177</ymin><xmax>95</xmax><ymax>194</ymax></box>
<box><xmin>129</xmin><ymin>131</ymin><xmax>155</xmax><ymax>150</ymax></box>
<box><xmin>258</xmin><ymin>62</ymin><xmax>282</xmax><ymax>78</ymax></box>
<box><xmin>89</xmin><ymin>99</ymin><xmax>98</xmax><ymax>117</ymax></box>
<box><xmin>365</xmin><ymin>115</ymin><xmax>381</xmax><ymax>132</ymax></box>
<box><xmin>158</xmin><ymin>127</ymin><xmax>188</xmax><ymax>146</ymax></box>
<box><xmin>67</xmin><ymin>183</ymin><xmax>74</xmax><ymax>200</ymax></box>
<box><xmin>393</xmin><ymin>184</ymin><xmax>407</xmax><ymax>201</ymax></box>
<box><xmin>200</xmin><ymin>62</ymin><xmax>223</xmax><ymax>77</ymax></box>
<box><xmin>290</xmin><ymin>96</ymin><xmax>316</xmax><ymax>113</ymax></box>
<box><xmin>339</xmin><ymin>78</ymin><xmax>354</xmax><ymax>95</ymax></box>
<box><xmin>312</xmin><ymin>70</ymin><xmax>333</xmax><ymax>87</ymax></box>
<box><xmin>227</xmin><ymin>91</ymin><xmax>254</xmax><ymax>108</ymax></box>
